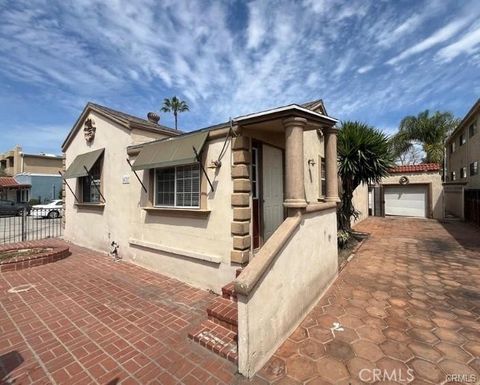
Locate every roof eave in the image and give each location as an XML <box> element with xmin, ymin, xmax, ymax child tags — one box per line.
<box><xmin>233</xmin><ymin>104</ymin><xmax>338</xmax><ymax>125</ymax></box>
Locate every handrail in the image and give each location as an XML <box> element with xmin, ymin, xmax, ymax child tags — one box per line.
<box><xmin>234</xmin><ymin>213</ymin><xmax>302</xmax><ymax>296</ymax></box>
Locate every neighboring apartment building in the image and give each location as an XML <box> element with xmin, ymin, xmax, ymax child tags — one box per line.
<box><xmin>0</xmin><ymin>145</ymin><xmax>63</xmax><ymax>203</ymax></box>
<box><xmin>445</xmin><ymin>99</ymin><xmax>480</xmax><ymax>219</ymax></box>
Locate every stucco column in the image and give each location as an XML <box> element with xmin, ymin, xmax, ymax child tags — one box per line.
<box><xmin>283</xmin><ymin>117</ymin><xmax>307</xmax><ymax>209</ymax></box>
<box><xmin>325</xmin><ymin>126</ymin><xmax>340</xmax><ymax>202</ymax></box>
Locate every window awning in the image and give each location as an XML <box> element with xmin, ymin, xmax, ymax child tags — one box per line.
<box><xmin>132</xmin><ymin>131</ymin><xmax>208</xmax><ymax>170</ymax></box>
<box><xmin>64</xmin><ymin>148</ymin><xmax>104</xmax><ymax>179</ymax></box>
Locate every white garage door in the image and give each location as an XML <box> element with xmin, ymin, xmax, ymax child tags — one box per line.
<box><xmin>384</xmin><ymin>185</ymin><xmax>427</xmax><ymax>218</ymax></box>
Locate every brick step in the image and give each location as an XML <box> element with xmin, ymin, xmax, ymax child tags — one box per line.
<box><xmin>207</xmin><ymin>297</ymin><xmax>238</xmax><ymax>332</ymax></box>
<box><xmin>221</xmin><ymin>282</ymin><xmax>237</xmax><ymax>302</ymax></box>
<box><xmin>188</xmin><ymin>320</ymin><xmax>238</xmax><ymax>363</ymax></box>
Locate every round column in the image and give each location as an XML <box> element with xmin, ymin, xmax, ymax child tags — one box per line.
<box><xmin>283</xmin><ymin>117</ymin><xmax>308</xmax><ymax>209</ymax></box>
<box><xmin>325</xmin><ymin>126</ymin><xmax>340</xmax><ymax>202</ymax></box>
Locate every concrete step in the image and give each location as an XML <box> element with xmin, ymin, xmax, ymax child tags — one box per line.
<box><xmin>188</xmin><ymin>320</ymin><xmax>238</xmax><ymax>363</ymax></box>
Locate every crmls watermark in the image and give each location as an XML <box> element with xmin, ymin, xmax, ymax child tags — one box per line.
<box><xmin>359</xmin><ymin>368</ymin><xmax>415</xmax><ymax>383</ymax></box>
<box><xmin>446</xmin><ymin>374</ymin><xmax>478</xmax><ymax>383</ymax></box>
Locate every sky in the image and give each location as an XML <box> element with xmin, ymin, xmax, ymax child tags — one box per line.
<box><xmin>0</xmin><ymin>0</ymin><xmax>480</xmax><ymax>155</ymax></box>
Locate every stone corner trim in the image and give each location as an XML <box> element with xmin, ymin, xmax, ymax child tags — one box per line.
<box><xmin>231</xmin><ymin>135</ymin><xmax>251</xmax><ymax>264</ymax></box>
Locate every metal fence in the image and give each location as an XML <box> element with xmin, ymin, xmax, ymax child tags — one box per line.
<box><xmin>0</xmin><ymin>207</ymin><xmax>64</xmax><ymax>245</ymax></box>
<box><xmin>465</xmin><ymin>189</ymin><xmax>480</xmax><ymax>227</ymax></box>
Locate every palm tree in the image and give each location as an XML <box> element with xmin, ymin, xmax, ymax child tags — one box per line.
<box><xmin>160</xmin><ymin>96</ymin><xmax>189</xmax><ymax>130</ymax></box>
<box><xmin>338</xmin><ymin>121</ymin><xmax>394</xmax><ymax>231</ymax></box>
<box><xmin>390</xmin><ymin>110</ymin><xmax>459</xmax><ymax>164</ymax></box>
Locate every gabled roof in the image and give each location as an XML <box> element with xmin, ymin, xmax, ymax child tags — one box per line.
<box><xmin>0</xmin><ymin>177</ymin><xmax>30</xmax><ymax>188</ymax></box>
<box><xmin>446</xmin><ymin>98</ymin><xmax>480</xmax><ymax>144</ymax></box>
<box><xmin>62</xmin><ymin>102</ymin><xmax>181</xmax><ymax>151</ymax></box>
<box><xmin>301</xmin><ymin>99</ymin><xmax>328</xmax><ymax>115</ymax></box>
<box><xmin>390</xmin><ymin>163</ymin><xmax>440</xmax><ymax>173</ymax></box>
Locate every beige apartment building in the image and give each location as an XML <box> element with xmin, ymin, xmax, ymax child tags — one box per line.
<box><xmin>0</xmin><ymin>145</ymin><xmax>63</xmax><ymax>202</ymax></box>
<box><xmin>445</xmin><ymin>99</ymin><xmax>480</xmax><ymax>219</ymax></box>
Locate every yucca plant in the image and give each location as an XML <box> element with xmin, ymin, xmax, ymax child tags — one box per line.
<box><xmin>338</xmin><ymin>121</ymin><xmax>394</xmax><ymax>231</ymax></box>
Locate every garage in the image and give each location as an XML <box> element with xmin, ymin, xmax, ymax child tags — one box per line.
<box><xmin>384</xmin><ymin>185</ymin><xmax>428</xmax><ymax>218</ymax></box>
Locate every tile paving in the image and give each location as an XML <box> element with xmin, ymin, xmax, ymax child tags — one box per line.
<box><xmin>1</xmin><ymin>217</ymin><xmax>479</xmax><ymax>384</ymax></box>
<box><xmin>255</xmin><ymin>217</ymin><xmax>480</xmax><ymax>384</ymax></box>
<box><xmin>0</xmin><ymin>242</ymin><xmax>243</xmax><ymax>385</ymax></box>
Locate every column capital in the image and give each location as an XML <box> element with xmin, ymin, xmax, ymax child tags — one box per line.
<box><xmin>324</xmin><ymin>125</ymin><xmax>339</xmax><ymax>134</ymax></box>
<box><xmin>283</xmin><ymin>116</ymin><xmax>307</xmax><ymax>128</ymax></box>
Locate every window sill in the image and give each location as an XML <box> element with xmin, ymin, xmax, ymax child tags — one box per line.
<box><xmin>74</xmin><ymin>203</ymin><xmax>105</xmax><ymax>209</ymax></box>
<box><xmin>142</xmin><ymin>207</ymin><xmax>210</xmax><ymax>218</ymax></box>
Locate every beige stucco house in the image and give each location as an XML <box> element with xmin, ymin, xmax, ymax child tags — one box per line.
<box><xmin>62</xmin><ymin>100</ymin><xmax>340</xmax><ymax>376</ymax></box>
<box><xmin>368</xmin><ymin>164</ymin><xmax>443</xmax><ymax>220</ymax></box>
<box><xmin>444</xmin><ymin>99</ymin><xmax>480</xmax><ymax>220</ymax></box>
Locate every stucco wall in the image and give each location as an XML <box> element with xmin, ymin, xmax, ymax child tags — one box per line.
<box><xmin>444</xmin><ymin>185</ymin><xmax>464</xmax><ymax>219</ymax></box>
<box><xmin>381</xmin><ymin>171</ymin><xmax>444</xmax><ymax>219</ymax></box>
<box><xmin>237</xmin><ymin>208</ymin><xmax>338</xmax><ymax>376</ymax></box>
<box><xmin>22</xmin><ymin>156</ymin><xmax>63</xmax><ymax>175</ymax></box>
<box><xmin>352</xmin><ymin>183</ymin><xmax>369</xmax><ymax>225</ymax></box>
<box><xmin>128</xmin><ymin>137</ymin><xmax>237</xmax><ymax>291</ymax></box>
<box><xmin>64</xmin><ymin>111</ymin><xmax>135</xmax><ymax>253</ymax></box>
<box><xmin>64</xmin><ymin>114</ymin><xmax>237</xmax><ymax>292</ymax></box>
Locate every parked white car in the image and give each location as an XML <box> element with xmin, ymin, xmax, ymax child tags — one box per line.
<box><xmin>31</xmin><ymin>200</ymin><xmax>64</xmax><ymax>219</ymax></box>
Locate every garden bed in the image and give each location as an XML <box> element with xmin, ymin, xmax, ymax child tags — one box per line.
<box><xmin>338</xmin><ymin>231</ymin><xmax>369</xmax><ymax>271</ymax></box>
<box><xmin>0</xmin><ymin>242</ymin><xmax>70</xmax><ymax>272</ymax></box>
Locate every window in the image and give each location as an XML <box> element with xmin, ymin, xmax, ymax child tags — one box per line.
<box><xmin>155</xmin><ymin>164</ymin><xmax>200</xmax><ymax>208</ymax></box>
<box><xmin>460</xmin><ymin>167</ymin><xmax>467</xmax><ymax>179</ymax></box>
<box><xmin>470</xmin><ymin>161</ymin><xmax>478</xmax><ymax>176</ymax></box>
<box><xmin>251</xmin><ymin>147</ymin><xmax>259</xmax><ymax>199</ymax></box>
<box><xmin>450</xmin><ymin>142</ymin><xmax>455</xmax><ymax>154</ymax></box>
<box><xmin>320</xmin><ymin>156</ymin><xmax>326</xmax><ymax>197</ymax></box>
<box><xmin>80</xmin><ymin>159</ymin><xmax>102</xmax><ymax>203</ymax></box>
<box><xmin>469</xmin><ymin>123</ymin><xmax>477</xmax><ymax>138</ymax></box>
<box><xmin>451</xmin><ymin>171</ymin><xmax>456</xmax><ymax>181</ymax></box>
<box><xmin>459</xmin><ymin>133</ymin><xmax>466</xmax><ymax>146</ymax></box>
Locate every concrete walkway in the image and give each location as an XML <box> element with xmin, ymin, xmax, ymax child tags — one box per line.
<box><xmin>254</xmin><ymin>217</ymin><xmax>480</xmax><ymax>384</ymax></box>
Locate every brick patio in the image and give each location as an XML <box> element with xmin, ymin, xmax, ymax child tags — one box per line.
<box><xmin>254</xmin><ymin>217</ymin><xmax>480</xmax><ymax>384</ymax></box>
<box><xmin>0</xmin><ymin>242</ymin><xmax>244</xmax><ymax>385</ymax></box>
<box><xmin>1</xmin><ymin>217</ymin><xmax>479</xmax><ymax>384</ymax></box>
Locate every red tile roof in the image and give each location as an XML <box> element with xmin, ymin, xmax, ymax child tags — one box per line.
<box><xmin>0</xmin><ymin>177</ymin><xmax>30</xmax><ymax>188</ymax></box>
<box><xmin>390</xmin><ymin>163</ymin><xmax>441</xmax><ymax>174</ymax></box>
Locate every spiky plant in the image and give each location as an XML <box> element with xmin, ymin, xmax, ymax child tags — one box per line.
<box><xmin>338</xmin><ymin>121</ymin><xmax>394</xmax><ymax>231</ymax></box>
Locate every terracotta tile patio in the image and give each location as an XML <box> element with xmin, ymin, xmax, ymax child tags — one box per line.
<box><xmin>255</xmin><ymin>217</ymin><xmax>480</xmax><ymax>385</ymax></box>
<box><xmin>1</xmin><ymin>217</ymin><xmax>479</xmax><ymax>384</ymax></box>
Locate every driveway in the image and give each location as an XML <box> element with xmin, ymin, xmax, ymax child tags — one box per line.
<box><xmin>0</xmin><ymin>242</ymin><xmax>239</xmax><ymax>385</ymax></box>
<box><xmin>255</xmin><ymin>217</ymin><xmax>480</xmax><ymax>384</ymax></box>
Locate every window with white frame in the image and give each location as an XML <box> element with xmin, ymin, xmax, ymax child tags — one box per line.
<box><xmin>451</xmin><ymin>171</ymin><xmax>456</xmax><ymax>181</ymax></box>
<box><xmin>155</xmin><ymin>164</ymin><xmax>200</xmax><ymax>207</ymax></box>
<box><xmin>460</xmin><ymin>167</ymin><xmax>467</xmax><ymax>179</ymax></box>
<box><xmin>459</xmin><ymin>133</ymin><xmax>466</xmax><ymax>146</ymax></box>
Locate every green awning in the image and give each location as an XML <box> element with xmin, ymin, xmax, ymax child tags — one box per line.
<box><xmin>132</xmin><ymin>131</ymin><xmax>209</xmax><ymax>170</ymax></box>
<box><xmin>64</xmin><ymin>148</ymin><xmax>104</xmax><ymax>179</ymax></box>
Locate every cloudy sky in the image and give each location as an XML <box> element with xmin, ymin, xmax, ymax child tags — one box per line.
<box><xmin>1</xmin><ymin>0</ymin><xmax>479</xmax><ymax>154</ymax></box>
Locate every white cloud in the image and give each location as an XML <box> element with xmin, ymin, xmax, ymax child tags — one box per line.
<box><xmin>436</xmin><ymin>26</ymin><xmax>480</xmax><ymax>61</ymax></box>
<box><xmin>387</xmin><ymin>17</ymin><xmax>474</xmax><ymax>65</ymax></box>
<box><xmin>357</xmin><ymin>65</ymin><xmax>374</xmax><ymax>74</ymax></box>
